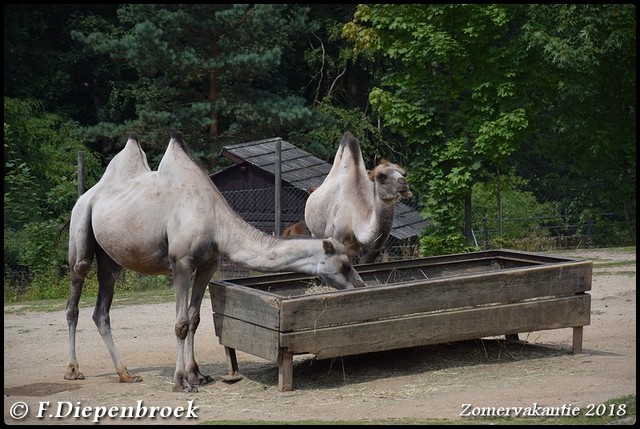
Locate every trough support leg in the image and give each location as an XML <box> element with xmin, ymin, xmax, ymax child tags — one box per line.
<box><xmin>277</xmin><ymin>350</ymin><xmax>294</xmax><ymax>392</ymax></box>
<box><xmin>220</xmin><ymin>347</ymin><xmax>243</xmax><ymax>383</ymax></box>
<box><xmin>572</xmin><ymin>326</ymin><xmax>583</xmax><ymax>354</ymax></box>
<box><xmin>225</xmin><ymin>347</ymin><xmax>238</xmax><ymax>375</ymax></box>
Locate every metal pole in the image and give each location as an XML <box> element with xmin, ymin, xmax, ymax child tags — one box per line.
<box><xmin>483</xmin><ymin>216</ymin><xmax>489</xmax><ymax>250</ymax></box>
<box><xmin>274</xmin><ymin>140</ymin><xmax>282</xmax><ymax>236</ymax></box>
<box><xmin>77</xmin><ymin>151</ymin><xmax>85</xmax><ymax>196</ymax></box>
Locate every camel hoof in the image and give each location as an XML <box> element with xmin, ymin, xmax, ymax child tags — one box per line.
<box><xmin>64</xmin><ymin>367</ymin><xmax>85</xmax><ymax>381</ymax></box>
<box><xmin>64</xmin><ymin>372</ymin><xmax>85</xmax><ymax>381</ymax></box>
<box><xmin>188</xmin><ymin>374</ymin><xmax>214</xmax><ymax>387</ymax></box>
<box><xmin>221</xmin><ymin>372</ymin><xmax>243</xmax><ymax>383</ymax></box>
<box><xmin>199</xmin><ymin>375</ymin><xmax>215</xmax><ymax>385</ymax></box>
<box><xmin>119</xmin><ymin>371</ymin><xmax>143</xmax><ymax>383</ymax></box>
<box><xmin>173</xmin><ymin>382</ymin><xmax>198</xmax><ymax>393</ymax></box>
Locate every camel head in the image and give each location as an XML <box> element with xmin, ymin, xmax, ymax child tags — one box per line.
<box><xmin>316</xmin><ymin>238</ymin><xmax>366</xmax><ymax>290</ymax></box>
<box><xmin>369</xmin><ymin>160</ymin><xmax>413</xmax><ymax>202</ymax></box>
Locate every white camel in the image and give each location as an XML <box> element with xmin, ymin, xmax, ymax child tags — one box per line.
<box><xmin>304</xmin><ymin>131</ymin><xmax>412</xmax><ymax>264</ymax></box>
<box><xmin>64</xmin><ymin>132</ymin><xmax>365</xmax><ymax>392</ymax></box>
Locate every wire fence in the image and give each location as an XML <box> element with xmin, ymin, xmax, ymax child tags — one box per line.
<box><xmin>471</xmin><ymin>213</ymin><xmax>635</xmax><ymax>252</ymax></box>
<box><xmin>211</xmin><ymin>187</ymin><xmax>423</xmax><ymax>279</ymax></box>
<box><xmin>4</xmin><ymin>186</ymin><xmax>635</xmax><ymax>293</ymax></box>
<box><xmin>211</xmin><ymin>188</ymin><xmax>635</xmax><ymax>279</ymax></box>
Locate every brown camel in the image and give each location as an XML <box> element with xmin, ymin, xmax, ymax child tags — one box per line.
<box><xmin>282</xmin><ymin>220</ymin><xmax>311</xmax><ymax>237</ymax></box>
<box><xmin>304</xmin><ymin>131</ymin><xmax>412</xmax><ymax>264</ymax></box>
<box><xmin>282</xmin><ymin>187</ymin><xmax>316</xmax><ymax>238</ymax></box>
<box><xmin>64</xmin><ymin>132</ymin><xmax>365</xmax><ymax>393</ymax></box>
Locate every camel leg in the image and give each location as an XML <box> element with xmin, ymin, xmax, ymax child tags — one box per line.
<box><xmin>93</xmin><ymin>246</ymin><xmax>142</xmax><ymax>383</ymax></box>
<box><xmin>360</xmin><ymin>249</ymin><xmax>382</xmax><ymax>264</ymax></box>
<box><xmin>64</xmin><ymin>224</ymin><xmax>94</xmax><ymax>381</ymax></box>
<box><xmin>171</xmin><ymin>259</ymin><xmax>197</xmax><ymax>392</ymax></box>
<box><xmin>64</xmin><ymin>269</ymin><xmax>88</xmax><ymax>381</ymax></box>
<box><xmin>184</xmin><ymin>257</ymin><xmax>219</xmax><ymax>387</ymax></box>
<box><xmin>171</xmin><ymin>256</ymin><xmax>219</xmax><ymax>392</ymax></box>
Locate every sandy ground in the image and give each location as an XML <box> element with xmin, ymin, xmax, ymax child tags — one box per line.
<box><xmin>4</xmin><ymin>248</ymin><xmax>636</xmax><ymax>425</ymax></box>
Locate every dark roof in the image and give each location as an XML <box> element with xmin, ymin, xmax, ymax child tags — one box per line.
<box><xmin>220</xmin><ymin>137</ymin><xmax>330</xmax><ymax>191</ymax></box>
<box><xmin>219</xmin><ymin>137</ymin><xmax>429</xmax><ymax>240</ymax></box>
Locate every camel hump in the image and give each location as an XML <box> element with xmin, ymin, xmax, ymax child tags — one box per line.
<box><xmin>168</xmin><ymin>131</ymin><xmax>192</xmax><ymax>155</ymax></box>
<box><xmin>159</xmin><ymin>132</ymin><xmax>211</xmax><ymax>184</ymax></box>
<box><xmin>125</xmin><ymin>132</ymin><xmax>147</xmax><ymax>164</ymax></box>
<box><xmin>122</xmin><ymin>133</ymin><xmax>150</xmax><ymax>171</ymax></box>
<box><xmin>170</xmin><ymin>131</ymin><xmax>184</xmax><ymax>143</ymax></box>
<box><xmin>340</xmin><ymin>131</ymin><xmax>362</xmax><ymax>165</ymax></box>
<box><xmin>340</xmin><ymin>131</ymin><xmax>363</xmax><ymax>169</ymax></box>
<box><xmin>99</xmin><ymin>133</ymin><xmax>150</xmax><ymax>181</ymax></box>
<box><xmin>336</xmin><ymin>131</ymin><xmax>368</xmax><ymax>180</ymax></box>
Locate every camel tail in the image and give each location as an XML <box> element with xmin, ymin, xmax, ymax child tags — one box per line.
<box><xmin>55</xmin><ymin>217</ymin><xmax>71</xmax><ymax>248</ymax></box>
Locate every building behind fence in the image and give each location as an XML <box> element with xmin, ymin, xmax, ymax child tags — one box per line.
<box><xmin>212</xmin><ymin>186</ymin><xmax>426</xmax><ymax>279</ymax></box>
<box><xmin>210</xmin><ymin>137</ymin><xmax>429</xmax><ymax>279</ymax></box>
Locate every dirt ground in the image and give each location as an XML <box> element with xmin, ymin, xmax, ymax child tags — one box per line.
<box><xmin>4</xmin><ymin>248</ymin><xmax>636</xmax><ymax>425</ymax></box>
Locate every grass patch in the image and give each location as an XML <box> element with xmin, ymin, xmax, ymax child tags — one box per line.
<box><xmin>4</xmin><ymin>285</ymin><xmax>176</xmax><ymax>314</ymax></box>
<box><xmin>4</xmin><ymin>269</ymin><xmax>174</xmax><ymax>304</ymax></box>
<box><xmin>549</xmin><ymin>246</ymin><xmax>636</xmax><ymax>256</ymax></box>
<box><xmin>592</xmin><ymin>270</ymin><xmax>636</xmax><ymax>277</ymax></box>
<box><xmin>593</xmin><ymin>260</ymin><xmax>636</xmax><ymax>268</ymax></box>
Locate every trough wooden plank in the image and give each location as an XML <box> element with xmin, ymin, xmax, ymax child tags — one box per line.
<box><xmin>213</xmin><ymin>314</ymin><xmax>280</xmax><ymax>361</ymax></box>
<box><xmin>209</xmin><ymin>282</ymin><xmax>281</xmax><ymax>330</ymax></box>
<box><xmin>213</xmin><ymin>251</ymin><xmax>590</xmax><ymax>298</ymax></box>
<box><xmin>280</xmin><ymin>294</ymin><xmax>591</xmax><ymax>359</ymax></box>
<box><xmin>358</xmin><ymin>259</ymin><xmax>512</xmax><ymax>285</ymax></box>
<box><xmin>355</xmin><ymin>250</ymin><xmax>580</xmax><ymax>274</ymax></box>
<box><xmin>227</xmin><ymin>252</ymin><xmax>527</xmax><ymax>287</ymax></box>
<box><xmin>280</xmin><ymin>262</ymin><xmax>592</xmax><ymax>331</ymax></box>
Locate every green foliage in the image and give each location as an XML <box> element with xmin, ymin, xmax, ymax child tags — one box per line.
<box><xmin>290</xmin><ymin>100</ymin><xmax>384</xmax><ymax>162</ymax></box>
<box><xmin>471</xmin><ymin>170</ymin><xmax>556</xmax><ymax>248</ymax></box>
<box><xmin>419</xmin><ymin>230</ymin><xmax>471</xmax><ymax>258</ymax></box>
<box><xmin>472</xmin><ymin>171</ymin><xmax>555</xmax><ymax>223</ymax></box>
<box><xmin>4</xmin><ymin>98</ymin><xmax>102</xmax><ymax>222</ymax></box>
<box><xmin>344</xmin><ymin>4</ymin><xmax>532</xmax><ymax>255</ymax></box>
<box><xmin>3</xmin><ymin>97</ymin><xmax>102</xmax><ymax>300</ymax></box>
<box><xmin>519</xmin><ymin>4</ymin><xmax>636</xmax><ymax>221</ymax></box>
<box><xmin>345</xmin><ymin>4</ymin><xmax>635</xmax><ymax>254</ymax></box>
<box><xmin>3</xmin><ymin>5</ymin><xmax>115</xmax><ymax>122</ymax></box>
<box><xmin>70</xmin><ymin>4</ymin><xmax>316</xmax><ymax>159</ymax></box>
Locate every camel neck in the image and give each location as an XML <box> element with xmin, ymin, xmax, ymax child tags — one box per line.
<box><xmin>214</xmin><ymin>209</ymin><xmax>319</xmax><ymax>274</ymax></box>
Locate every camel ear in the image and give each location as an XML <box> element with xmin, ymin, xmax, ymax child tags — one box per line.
<box><xmin>322</xmin><ymin>239</ymin><xmax>335</xmax><ymax>255</ymax></box>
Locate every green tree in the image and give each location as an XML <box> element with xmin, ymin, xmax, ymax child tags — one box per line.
<box><xmin>70</xmin><ymin>4</ymin><xmax>316</xmax><ymax>162</ymax></box>
<box><xmin>519</xmin><ymin>4</ymin><xmax>636</xmax><ymax>223</ymax></box>
<box><xmin>472</xmin><ymin>169</ymin><xmax>556</xmax><ymax>248</ymax></box>
<box><xmin>4</xmin><ymin>97</ymin><xmax>102</xmax><ymax>299</ymax></box>
<box><xmin>289</xmin><ymin>4</ymin><xmax>385</xmax><ymax>162</ymax></box>
<box><xmin>344</xmin><ymin>4</ymin><xmax>530</xmax><ymax>255</ymax></box>
<box><xmin>3</xmin><ymin>4</ymin><xmax>118</xmax><ymax>123</ymax></box>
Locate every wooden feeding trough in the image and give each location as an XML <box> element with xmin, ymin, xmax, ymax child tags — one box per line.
<box><xmin>208</xmin><ymin>249</ymin><xmax>592</xmax><ymax>391</ymax></box>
